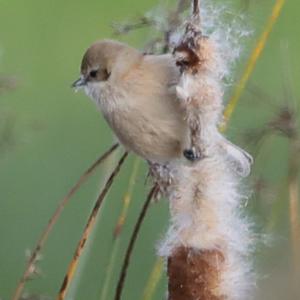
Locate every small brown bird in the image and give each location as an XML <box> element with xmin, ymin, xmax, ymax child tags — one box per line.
<box><xmin>72</xmin><ymin>39</ymin><xmax>189</xmax><ymax>164</ymax></box>
<box><xmin>72</xmin><ymin>39</ymin><xmax>252</xmax><ymax>175</ymax></box>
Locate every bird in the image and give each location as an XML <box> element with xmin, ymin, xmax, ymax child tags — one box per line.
<box><xmin>72</xmin><ymin>39</ymin><xmax>252</xmax><ymax>175</ymax></box>
<box><xmin>72</xmin><ymin>39</ymin><xmax>190</xmax><ymax>164</ymax></box>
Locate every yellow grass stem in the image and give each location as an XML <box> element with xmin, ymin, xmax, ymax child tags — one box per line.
<box><xmin>142</xmin><ymin>257</ymin><xmax>164</xmax><ymax>300</ymax></box>
<box><xmin>114</xmin><ymin>158</ymin><xmax>141</xmax><ymax>238</ymax></box>
<box><xmin>99</xmin><ymin>158</ymin><xmax>141</xmax><ymax>300</ymax></box>
<box><xmin>222</xmin><ymin>0</ymin><xmax>286</xmax><ymax>130</ymax></box>
<box><xmin>99</xmin><ymin>238</ymin><xmax>121</xmax><ymax>300</ymax></box>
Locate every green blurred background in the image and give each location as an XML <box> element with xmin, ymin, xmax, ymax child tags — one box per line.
<box><xmin>0</xmin><ymin>0</ymin><xmax>299</xmax><ymax>299</ymax></box>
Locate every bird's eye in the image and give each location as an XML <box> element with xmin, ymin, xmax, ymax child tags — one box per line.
<box><xmin>90</xmin><ymin>70</ymin><xmax>98</xmax><ymax>78</ymax></box>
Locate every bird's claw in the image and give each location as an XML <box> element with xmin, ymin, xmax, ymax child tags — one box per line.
<box><xmin>183</xmin><ymin>148</ymin><xmax>202</xmax><ymax>162</ymax></box>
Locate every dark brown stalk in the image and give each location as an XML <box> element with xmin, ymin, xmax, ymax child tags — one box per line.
<box><xmin>57</xmin><ymin>151</ymin><xmax>128</xmax><ymax>300</ymax></box>
<box><xmin>11</xmin><ymin>143</ymin><xmax>119</xmax><ymax>300</ymax></box>
<box><xmin>114</xmin><ymin>184</ymin><xmax>159</xmax><ymax>300</ymax></box>
<box><xmin>193</xmin><ymin>0</ymin><xmax>200</xmax><ymax>16</ymax></box>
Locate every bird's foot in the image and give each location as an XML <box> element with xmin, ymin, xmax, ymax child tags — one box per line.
<box><xmin>183</xmin><ymin>148</ymin><xmax>202</xmax><ymax>162</ymax></box>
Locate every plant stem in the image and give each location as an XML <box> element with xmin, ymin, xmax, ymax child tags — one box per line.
<box><xmin>114</xmin><ymin>184</ymin><xmax>159</xmax><ymax>300</ymax></box>
<box><xmin>142</xmin><ymin>257</ymin><xmax>164</xmax><ymax>300</ymax></box>
<box><xmin>99</xmin><ymin>158</ymin><xmax>141</xmax><ymax>300</ymax></box>
<box><xmin>222</xmin><ymin>0</ymin><xmax>286</xmax><ymax>129</ymax></box>
<box><xmin>288</xmin><ymin>140</ymin><xmax>300</xmax><ymax>279</ymax></box>
<box><xmin>11</xmin><ymin>143</ymin><xmax>119</xmax><ymax>300</ymax></box>
<box><xmin>56</xmin><ymin>151</ymin><xmax>128</xmax><ymax>300</ymax></box>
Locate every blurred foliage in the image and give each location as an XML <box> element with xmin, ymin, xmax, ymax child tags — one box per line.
<box><xmin>0</xmin><ymin>0</ymin><xmax>299</xmax><ymax>300</ymax></box>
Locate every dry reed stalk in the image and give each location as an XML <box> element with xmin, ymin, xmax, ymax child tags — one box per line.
<box><xmin>56</xmin><ymin>151</ymin><xmax>128</xmax><ymax>300</ymax></box>
<box><xmin>11</xmin><ymin>143</ymin><xmax>119</xmax><ymax>300</ymax></box>
<box><xmin>114</xmin><ymin>184</ymin><xmax>159</xmax><ymax>300</ymax></box>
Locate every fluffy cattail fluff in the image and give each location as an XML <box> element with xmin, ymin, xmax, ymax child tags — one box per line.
<box><xmin>150</xmin><ymin>1</ymin><xmax>254</xmax><ymax>299</ymax></box>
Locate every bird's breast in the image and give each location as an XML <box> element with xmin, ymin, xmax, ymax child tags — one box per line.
<box><xmin>100</xmin><ymin>94</ymin><xmax>186</xmax><ymax>163</ymax></box>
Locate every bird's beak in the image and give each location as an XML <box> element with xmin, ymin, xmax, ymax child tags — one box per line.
<box><xmin>71</xmin><ymin>77</ymin><xmax>86</xmax><ymax>89</ymax></box>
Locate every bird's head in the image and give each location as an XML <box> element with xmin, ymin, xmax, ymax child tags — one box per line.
<box><xmin>72</xmin><ymin>39</ymin><xmax>130</xmax><ymax>98</ymax></box>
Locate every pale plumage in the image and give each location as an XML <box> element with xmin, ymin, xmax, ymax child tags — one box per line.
<box><xmin>73</xmin><ymin>39</ymin><xmax>252</xmax><ymax>174</ymax></box>
<box><xmin>75</xmin><ymin>39</ymin><xmax>189</xmax><ymax>163</ymax></box>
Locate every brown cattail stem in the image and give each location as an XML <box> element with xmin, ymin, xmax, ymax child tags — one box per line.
<box><xmin>11</xmin><ymin>143</ymin><xmax>119</xmax><ymax>300</ymax></box>
<box><xmin>193</xmin><ymin>0</ymin><xmax>200</xmax><ymax>20</ymax></box>
<box><xmin>168</xmin><ymin>247</ymin><xmax>224</xmax><ymax>300</ymax></box>
<box><xmin>57</xmin><ymin>151</ymin><xmax>128</xmax><ymax>300</ymax></box>
<box><xmin>114</xmin><ymin>184</ymin><xmax>159</xmax><ymax>300</ymax></box>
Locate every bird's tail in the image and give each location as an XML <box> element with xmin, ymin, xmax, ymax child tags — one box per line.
<box><xmin>219</xmin><ymin>136</ymin><xmax>253</xmax><ymax>177</ymax></box>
